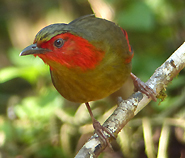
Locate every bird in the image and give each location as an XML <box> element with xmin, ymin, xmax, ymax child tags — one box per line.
<box><xmin>20</xmin><ymin>14</ymin><xmax>156</xmax><ymax>146</ymax></box>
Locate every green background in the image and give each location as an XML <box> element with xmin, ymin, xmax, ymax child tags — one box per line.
<box><xmin>0</xmin><ymin>0</ymin><xmax>185</xmax><ymax>157</ymax></box>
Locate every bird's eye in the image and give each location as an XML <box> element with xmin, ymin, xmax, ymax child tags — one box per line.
<box><xmin>54</xmin><ymin>38</ymin><xmax>64</xmax><ymax>48</ymax></box>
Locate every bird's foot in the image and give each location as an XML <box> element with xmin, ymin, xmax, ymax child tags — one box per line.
<box><xmin>130</xmin><ymin>73</ymin><xmax>157</xmax><ymax>101</ymax></box>
<box><xmin>85</xmin><ymin>102</ymin><xmax>115</xmax><ymax>148</ymax></box>
<box><xmin>93</xmin><ymin>119</ymin><xmax>115</xmax><ymax>149</ymax></box>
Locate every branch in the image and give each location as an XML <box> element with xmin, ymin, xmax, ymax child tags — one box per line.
<box><xmin>75</xmin><ymin>42</ymin><xmax>185</xmax><ymax>158</ymax></box>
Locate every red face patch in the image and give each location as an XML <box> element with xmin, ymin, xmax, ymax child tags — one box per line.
<box><xmin>35</xmin><ymin>33</ymin><xmax>105</xmax><ymax>71</ymax></box>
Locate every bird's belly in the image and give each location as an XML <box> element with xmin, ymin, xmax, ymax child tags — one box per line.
<box><xmin>50</xmin><ymin>64</ymin><xmax>131</xmax><ymax>103</ymax></box>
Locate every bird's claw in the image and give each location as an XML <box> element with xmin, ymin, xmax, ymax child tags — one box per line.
<box><xmin>93</xmin><ymin>119</ymin><xmax>115</xmax><ymax>149</ymax></box>
<box><xmin>130</xmin><ymin>73</ymin><xmax>157</xmax><ymax>101</ymax></box>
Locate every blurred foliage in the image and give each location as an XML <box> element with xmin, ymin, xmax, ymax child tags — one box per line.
<box><xmin>0</xmin><ymin>0</ymin><xmax>185</xmax><ymax>157</ymax></box>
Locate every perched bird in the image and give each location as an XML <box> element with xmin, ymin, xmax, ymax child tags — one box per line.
<box><xmin>20</xmin><ymin>15</ymin><xmax>156</xmax><ymax>146</ymax></box>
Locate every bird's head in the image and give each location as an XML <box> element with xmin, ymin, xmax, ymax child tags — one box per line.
<box><xmin>20</xmin><ymin>15</ymin><xmax>105</xmax><ymax>71</ymax></box>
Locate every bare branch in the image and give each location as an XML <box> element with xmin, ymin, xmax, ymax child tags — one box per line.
<box><xmin>75</xmin><ymin>42</ymin><xmax>185</xmax><ymax>158</ymax></box>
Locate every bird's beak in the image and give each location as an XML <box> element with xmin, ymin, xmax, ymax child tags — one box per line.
<box><xmin>19</xmin><ymin>43</ymin><xmax>51</xmax><ymax>56</ymax></box>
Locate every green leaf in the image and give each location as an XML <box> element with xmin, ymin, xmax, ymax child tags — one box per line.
<box><xmin>0</xmin><ymin>67</ymin><xmax>20</xmax><ymax>83</ymax></box>
<box><xmin>0</xmin><ymin>66</ymin><xmax>48</xmax><ymax>83</ymax></box>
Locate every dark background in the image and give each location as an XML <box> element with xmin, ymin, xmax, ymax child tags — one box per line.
<box><xmin>0</xmin><ymin>0</ymin><xmax>185</xmax><ymax>157</ymax></box>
